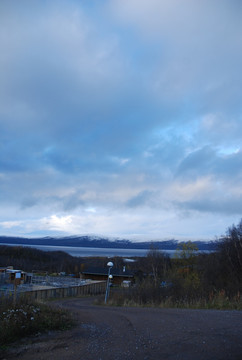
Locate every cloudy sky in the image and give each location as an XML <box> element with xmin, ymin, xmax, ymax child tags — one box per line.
<box><xmin>0</xmin><ymin>0</ymin><xmax>242</xmax><ymax>241</ymax></box>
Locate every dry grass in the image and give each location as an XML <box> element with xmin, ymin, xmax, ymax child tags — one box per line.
<box><xmin>107</xmin><ymin>287</ymin><xmax>242</xmax><ymax>310</ymax></box>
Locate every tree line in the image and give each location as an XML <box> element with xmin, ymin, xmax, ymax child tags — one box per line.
<box><xmin>0</xmin><ymin>246</ymin><xmax>108</xmax><ymax>275</ymax></box>
<box><xmin>109</xmin><ymin>219</ymin><xmax>242</xmax><ymax>308</ymax></box>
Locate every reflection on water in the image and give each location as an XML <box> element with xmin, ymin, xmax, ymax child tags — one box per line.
<box><xmin>0</xmin><ymin>243</ymin><xmax>175</xmax><ymax>257</ymax></box>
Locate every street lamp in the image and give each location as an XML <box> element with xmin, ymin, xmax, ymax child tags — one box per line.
<box><xmin>105</xmin><ymin>261</ymin><xmax>113</xmax><ymax>304</ymax></box>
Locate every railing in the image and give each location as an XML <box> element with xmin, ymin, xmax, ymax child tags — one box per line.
<box><xmin>32</xmin><ymin>275</ymin><xmax>85</xmax><ymax>287</ymax></box>
<box><xmin>0</xmin><ymin>280</ymin><xmax>106</xmax><ymax>301</ymax></box>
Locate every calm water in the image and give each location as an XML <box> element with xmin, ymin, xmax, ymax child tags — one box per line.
<box><xmin>0</xmin><ymin>243</ymin><xmax>212</xmax><ymax>258</ymax></box>
<box><xmin>0</xmin><ymin>243</ymin><xmax>174</xmax><ymax>257</ymax></box>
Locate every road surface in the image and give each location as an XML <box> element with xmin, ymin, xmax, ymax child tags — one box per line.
<box><xmin>2</xmin><ymin>296</ymin><xmax>242</xmax><ymax>360</ymax></box>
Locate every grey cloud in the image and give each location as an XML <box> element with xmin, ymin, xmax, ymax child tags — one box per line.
<box><xmin>176</xmin><ymin>147</ymin><xmax>215</xmax><ymax>177</ymax></box>
<box><xmin>176</xmin><ymin>196</ymin><xmax>242</xmax><ymax>216</ymax></box>
<box><xmin>0</xmin><ymin>0</ymin><xmax>242</xmax><ymax>239</ymax></box>
<box><xmin>61</xmin><ymin>193</ymin><xmax>85</xmax><ymax>212</ymax></box>
<box><xmin>21</xmin><ymin>197</ymin><xmax>38</xmax><ymax>209</ymax></box>
<box><xmin>20</xmin><ymin>191</ymin><xmax>86</xmax><ymax>213</ymax></box>
<box><xmin>126</xmin><ymin>190</ymin><xmax>156</xmax><ymax>208</ymax></box>
<box><xmin>197</xmin><ymin>115</ymin><xmax>242</xmax><ymax>148</ymax></box>
<box><xmin>37</xmin><ymin>193</ymin><xmax>86</xmax><ymax>212</ymax></box>
<box><xmin>110</xmin><ymin>0</ymin><xmax>242</xmax><ymax>122</ymax></box>
<box><xmin>177</xmin><ymin>147</ymin><xmax>242</xmax><ymax>179</ymax></box>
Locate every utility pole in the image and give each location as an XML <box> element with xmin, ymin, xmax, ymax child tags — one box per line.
<box><xmin>105</xmin><ymin>262</ymin><xmax>113</xmax><ymax>304</ymax></box>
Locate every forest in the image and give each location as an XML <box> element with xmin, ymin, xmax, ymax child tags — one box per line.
<box><xmin>109</xmin><ymin>219</ymin><xmax>242</xmax><ymax>308</ymax></box>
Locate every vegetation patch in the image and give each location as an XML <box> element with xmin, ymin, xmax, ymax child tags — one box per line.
<box><xmin>106</xmin><ymin>219</ymin><xmax>242</xmax><ymax>311</ymax></box>
<box><xmin>0</xmin><ymin>296</ymin><xmax>74</xmax><ymax>347</ymax></box>
<box><xmin>107</xmin><ymin>287</ymin><xmax>242</xmax><ymax>310</ymax></box>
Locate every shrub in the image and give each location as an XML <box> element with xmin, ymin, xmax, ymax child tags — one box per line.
<box><xmin>0</xmin><ymin>295</ymin><xmax>73</xmax><ymax>346</ymax></box>
<box><xmin>107</xmin><ymin>282</ymin><xmax>242</xmax><ymax>310</ymax></box>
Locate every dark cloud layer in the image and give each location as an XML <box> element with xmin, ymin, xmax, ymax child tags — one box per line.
<box><xmin>0</xmin><ymin>0</ymin><xmax>242</xmax><ymax>239</ymax></box>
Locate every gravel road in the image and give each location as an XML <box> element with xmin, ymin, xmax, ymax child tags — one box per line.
<box><xmin>2</xmin><ymin>296</ymin><xmax>242</xmax><ymax>360</ymax></box>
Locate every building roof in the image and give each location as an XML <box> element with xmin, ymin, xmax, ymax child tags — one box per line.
<box><xmin>81</xmin><ymin>267</ymin><xmax>134</xmax><ymax>278</ymax></box>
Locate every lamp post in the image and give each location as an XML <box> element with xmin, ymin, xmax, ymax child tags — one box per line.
<box><xmin>105</xmin><ymin>261</ymin><xmax>113</xmax><ymax>304</ymax></box>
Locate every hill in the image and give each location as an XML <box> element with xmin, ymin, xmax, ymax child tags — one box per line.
<box><xmin>0</xmin><ymin>235</ymin><xmax>216</xmax><ymax>250</ymax></box>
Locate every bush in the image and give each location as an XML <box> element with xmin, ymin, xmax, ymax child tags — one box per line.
<box><xmin>0</xmin><ymin>295</ymin><xmax>73</xmax><ymax>346</ymax></box>
<box><xmin>107</xmin><ymin>281</ymin><xmax>242</xmax><ymax>310</ymax></box>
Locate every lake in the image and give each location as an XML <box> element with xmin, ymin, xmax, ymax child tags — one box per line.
<box><xmin>0</xmin><ymin>243</ymin><xmax>212</xmax><ymax>258</ymax></box>
<box><xmin>0</xmin><ymin>243</ymin><xmax>159</xmax><ymax>257</ymax></box>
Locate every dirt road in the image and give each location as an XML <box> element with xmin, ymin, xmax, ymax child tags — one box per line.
<box><xmin>2</xmin><ymin>297</ymin><xmax>242</xmax><ymax>360</ymax></box>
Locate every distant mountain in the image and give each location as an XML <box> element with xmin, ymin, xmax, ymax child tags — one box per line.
<box><xmin>0</xmin><ymin>235</ymin><xmax>217</xmax><ymax>251</ymax></box>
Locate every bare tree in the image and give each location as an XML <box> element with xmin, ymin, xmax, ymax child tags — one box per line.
<box><xmin>146</xmin><ymin>246</ymin><xmax>170</xmax><ymax>284</ymax></box>
<box><xmin>217</xmin><ymin>219</ymin><xmax>242</xmax><ymax>287</ymax></box>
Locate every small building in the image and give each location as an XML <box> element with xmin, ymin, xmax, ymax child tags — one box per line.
<box><xmin>80</xmin><ymin>267</ymin><xmax>134</xmax><ymax>285</ymax></box>
<box><xmin>0</xmin><ymin>267</ymin><xmax>27</xmax><ymax>285</ymax></box>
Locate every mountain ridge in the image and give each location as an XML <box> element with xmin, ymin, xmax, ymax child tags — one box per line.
<box><xmin>0</xmin><ymin>235</ymin><xmax>217</xmax><ymax>250</ymax></box>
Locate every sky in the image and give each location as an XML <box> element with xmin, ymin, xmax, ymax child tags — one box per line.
<box><xmin>0</xmin><ymin>0</ymin><xmax>242</xmax><ymax>241</ymax></box>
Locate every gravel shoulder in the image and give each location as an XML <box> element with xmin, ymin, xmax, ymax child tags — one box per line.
<box><xmin>2</xmin><ymin>296</ymin><xmax>242</xmax><ymax>360</ymax></box>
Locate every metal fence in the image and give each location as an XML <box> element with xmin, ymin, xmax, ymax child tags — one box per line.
<box><xmin>0</xmin><ymin>273</ymin><xmax>8</xmax><ymax>285</ymax></box>
<box><xmin>0</xmin><ymin>280</ymin><xmax>106</xmax><ymax>301</ymax></box>
<box><xmin>32</xmin><ymin>275</ymin><xmax>86</xmax><ymax>287</ymax></box>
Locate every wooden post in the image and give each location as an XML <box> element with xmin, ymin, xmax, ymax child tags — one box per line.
<box><xmin>13</xmin><ymin>272</ymin><xmax>21</xmax><ymax>306</ymax></box>
<box><xmin>13</xmin><ymin>279</ymin><xmax>17</xmax><ymax>307</ymax></box>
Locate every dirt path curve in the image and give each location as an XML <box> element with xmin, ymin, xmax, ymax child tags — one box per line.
<box><xmin>2</xmin><ymin>296</ymin><xmax>242</xmax><ymax>360</ymax></box>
